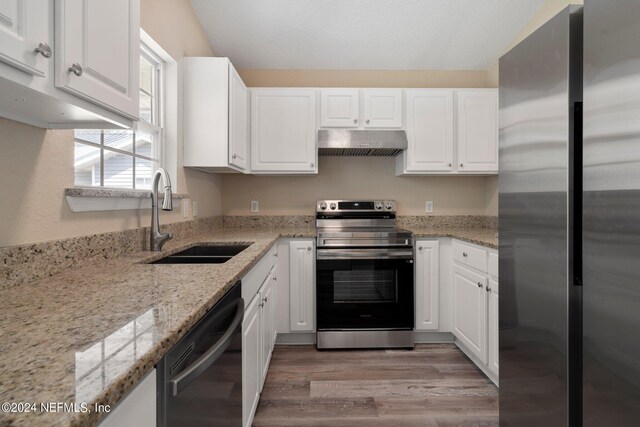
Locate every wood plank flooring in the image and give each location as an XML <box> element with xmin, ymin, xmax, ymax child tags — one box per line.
<box><xmin>252</xmin><ymin>343</ymin><xmax>498</xmax><ymax>426</ymax></box>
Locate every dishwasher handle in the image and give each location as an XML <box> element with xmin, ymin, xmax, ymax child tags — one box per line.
<box><xmin>170</xmin><ymin>298</ymin><xmax>244</xmax><ymax>396</ymax></box>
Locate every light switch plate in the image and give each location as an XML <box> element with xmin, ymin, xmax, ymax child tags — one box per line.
<box><xmin>425</xmin><ymin>201</ymin><xmax>434</xmax><ymax>214</ymax></box>
<box><xmin>251</xmin><ymin>200</ymin><xmax>259</xmax><ymax>213</ymax></box>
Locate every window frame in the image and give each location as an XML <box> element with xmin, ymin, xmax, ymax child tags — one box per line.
<box><xmin>73</xmin><ymin>39</ymin><xmax>166</xmax><ymax>191</ymax></box>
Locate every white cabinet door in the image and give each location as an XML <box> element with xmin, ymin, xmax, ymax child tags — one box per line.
<box><xmin>0</xmin><ymin>0</ymin><xmax>51</xmax><ymax>77</ymax></box>
<box><xmin>242</xmin><ymin>296</ymin><xmax>261</xmax><ymax>427</ymax></box>
<box><xmin>487</xmin><ymin>278</ymin><xmax>499</xmax><ymax>379</ymax></box>
<box><xmin>453</xmin><ymin>264</ymin><xmax>488</xmax><ymax>364</ymax></box>
<box><xmin>55</xmin><ymin>0</ymin><xmax>139</xmax><ymax>119</ymax></box>
<box><xmin>251</xmin><ymin>89</ymin><xmax>317</xmax><ymax>173</ymax></box>
<box><xmin>229</xmin><ymin>64</ymin><xmax>248</xmax><ymax>170</ymax></box>
<box><xmin>404</xmin><ymin>89</ymin><xmax>454</xmax><ymax>172</ymax></box>
<box><xmin>363</xmin><ymin>89</ymin><xmax>402</xmax><ymax>128</ymax></box>
<box><xmin>415</xmin><ymin>240</ymin><xmax>440</xmax><ymax>331</ymax></box>
<box><xmin>260</xmin><ymin>275</ymin><xmax>274</xmax><ymax>386</ymax></box>
<box><xmin>289</xmin><ymin>240</ymin><xmax>315</xmax><ymax>332</ymax></box>
<box><xmin>98</xmin><ymin>370</ymin><xmax>155</xmax><ymax>427</ymax></box>
<box><xmin>320</xmin><ymin>89</ymin><xmax>359</xmax><ymax>128</ymax></box>
<box><xmin>456</xmin><ymin>89</ymin><xmax>498</xmax><ymax>172</ymax></box>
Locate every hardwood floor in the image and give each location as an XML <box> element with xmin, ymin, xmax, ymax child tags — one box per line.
<box><xmin>252</xmin><ymin>343</ymin><xmax>498</xmax><ymax>426</ymax></box>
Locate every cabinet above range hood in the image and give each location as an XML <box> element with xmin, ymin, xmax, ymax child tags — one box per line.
<box><xmin>318</xmin><ymin>129</ymin><xmax>408</xmax><ymax>157</ymax></box>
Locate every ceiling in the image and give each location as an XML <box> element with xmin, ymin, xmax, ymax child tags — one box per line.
<box><xmin>191</xmin><ymin>0</ymin><xmax>544</xmax><ymax>70</ymax></box>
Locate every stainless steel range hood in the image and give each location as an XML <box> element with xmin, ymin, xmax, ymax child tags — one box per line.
<box><xmin>317</xmin><ymin>129</ymin><xmax>408</xmax><ymax>156</ymax></box>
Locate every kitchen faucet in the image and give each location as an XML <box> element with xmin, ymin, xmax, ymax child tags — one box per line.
<box><xmin>150</xmin><ymin>168</ymin><xmax>173</xmax><ymax>251</ymax></box>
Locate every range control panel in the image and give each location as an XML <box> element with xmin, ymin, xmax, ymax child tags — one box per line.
<box><xmin>317</xmin><ymin>200</ymin><xmax>396</xmax><ymax>212</ymax></box>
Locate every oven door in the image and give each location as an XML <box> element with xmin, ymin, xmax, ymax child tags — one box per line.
<box><xmin>316</xmin><ymin>248</ymin><xmax>414</xmax><ymax>330</ymax></box>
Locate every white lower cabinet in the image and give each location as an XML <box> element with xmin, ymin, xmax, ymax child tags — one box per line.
<box><xmin>241</xmin><ymin>246</ymin><xmax>279</xmax><ymax>427</ymax></box>
<box><xmin>288</xmin><ymin>240</ymin><xmax>315</xmax><ymax>332</ymax></box>
<box><xmin>415</xmin><ymin>240</ymin><xmax>440</xmax><ymax>331</ymax></box>
<box><xmin>242</xmin><ymin>295</ymin><xmax>261</xmax><ymax>427</ymax></box>
<box><xmin>453</xmin><ymin>264</ymin><xmax>488</xmax><ymax>363</ymax></box>
<box><xmin>487</xmin><ymin>277</ymin><xmax>499</xmax><ymax>379</ymax></box>
<box><xmin>98</xmin><ymin>369</ymin><xmax>155</xmax><ymax>427</ymax></box>
<box><xmin>450</xmin><ymin>240</ymin><xmax>499</xmax><ymax>384</ymax></box>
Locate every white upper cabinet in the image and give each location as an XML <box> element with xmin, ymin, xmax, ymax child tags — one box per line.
<box><xmin>397</xmin><ymin>88</ymin><xmax>498</xmax><ymax>175</ymax></box>
<box><xmin>251</xmin><ymin>88</ymin><xmax>317</xmax><ymax>174</ymax></box>
<box><xmin>456</xmin><ymin>89</ymin><xmax>498</xmax><ymax>173</ymax></box>
<box><xmin>55</xmin><ymin>0</ymin><xmax>140</xmax><ymax>119</ymax></box>
<box><xmin>183</xmin><ymin>57</ymin><xmax>248</xmax><ymax>172</ymax></box>
<box><xmin>229</xmin><ymin>65</ymin><xmax>248</xmax><ymax>170</ymax></box>
<box><xmin>0</xmin><ymin>0</ymin><xmax>51</xmax><ymax>77</ymax></box>
<box><xmin>363</xmin><ymin>89</ymin><xmax>403</xmax><ymax>128</ymax></box>
<box><xmin>320</xmin><ymin>89</ymin><xmax>359</xmax><ymax>128</ymax></box>
<box><xmin>402</xmin><ymin>89</ymin><xmax>454</xmax><ymax>172</ymax></box>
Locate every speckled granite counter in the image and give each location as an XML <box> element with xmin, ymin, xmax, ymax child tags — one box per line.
<box><xmin>404</xmin><ymin>227</ymin><xmax>499</xmax><ymax>249</ymax></box>
<box><xmin>0</xmin><ymin>228</ymin><xmax>313</xmax><ymax>427</ymax></box>
<box><xmin>0</xmin><ymin>225</ymin><xmax>495</xmax><ymax>427</ymax></box>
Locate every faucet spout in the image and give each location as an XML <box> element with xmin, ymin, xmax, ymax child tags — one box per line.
<box><xmin>151</xmin><ymin>168</ymin><xmax>173</xmax><ymax>251</ymax></box>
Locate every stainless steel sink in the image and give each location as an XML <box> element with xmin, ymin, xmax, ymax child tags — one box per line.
<box><xmin>150</xmin><ymin>244</ymin><xmax>251</xmax><ymax>264</ymax></box>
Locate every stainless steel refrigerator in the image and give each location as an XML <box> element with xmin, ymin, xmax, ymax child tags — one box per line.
<box><xmin>499</xmin><ymin>1</ymin><xmax>640</xmax><ymax>426</ymax></box>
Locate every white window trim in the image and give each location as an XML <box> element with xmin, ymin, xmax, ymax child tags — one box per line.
<box><xmin>67</xmin><ymin>30</ymin><xmax>180</xmax><ymax>213</ymax></box>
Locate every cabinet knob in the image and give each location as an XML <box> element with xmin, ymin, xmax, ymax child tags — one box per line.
<box><xmin>477</xmin><ymin>282</ymin><xmax>483</xmax><ymax>288</ymax></box>
<box><xmin>448</xmin><ymin>162</ymin><xmax>452</xmax><ymax>167</ymax></box>
<box><xmin>272</xmin><ymin>276</ymin><xmax>277</xmax><ymax>281</ymax></box>
<box><xmin>259</xmin><ymin>302</ymin><xmax>264</xmax><ymax>308</ymax></box>
<box><xmin>463</xmin><ymin>252</ymin><xmax>468</xmax><ymax>257</ymax></box>
<box><xmin>307</xmin><ymin>246</ymin><xmax>312</xmax><ymax>251</ymax></box>
<box><xmin>486</xmin><ymin>286</ymin><xmax>492</xmax><ymax>293</ymax></box>
<box><xmin>232</xmin><ymin>154</ymin><xmax>237</xmax><ymax>159</ymax></box>
<box><xmin>460</xmin><ymin>163</ymin><xmax>464</xmax><ymax>167</ymax></box>
<box><xmin>274</xmin><ymin>253</ymin><xmax>278</xmax><ymax>258</ymax></box>
<box><xmin>418</xmin><ymin>246</ymin><xmax>423</xmax><ymax>251</ymax></box>
<box><xmin>34</xmin><ymin>42</ymin><xmax>52</xmax><ymax>58</ymax></box>
<box><xmin>366</xmin><ymin>119</ymin><xmax>370</xmax><ymax>124</ymax></box>
<box><xmin>310</xmin><ymin>162</ymin><xmax>315</xmax><ymax>168</ymax></box>
<box><xmin>354</xmin><ymin>118</ymin><xmax>358</xmax><ymax>124</ymax></box>
<box><xmin>263</xmin><ymin>296</ymin><xmax>268</xmax><ymax>303</ymax></box>
<box><xmin>68</xmin><ymin>63</ymin><xmax>83</xmax><ymax>77</ymax></box>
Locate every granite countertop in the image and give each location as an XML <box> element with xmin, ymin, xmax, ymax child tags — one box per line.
<box><xmin>0</xmin><ymin>226</ymin><xmax>495</xmax><ymax>427</ymax></box>
<box><xmin>404</xmin><ymin>227</ymin><xmax>498</xmax><ymax>249</ymax></box>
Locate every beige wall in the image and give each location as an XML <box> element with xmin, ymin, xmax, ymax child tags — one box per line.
<box><xmin>0</xmin><ymin>0</ymin><xmax>221</xmax><ymax>247</ymax></box>
<box><xmin>223</xmin><ymin>157</ymin><xmax>490</xmax><ymax>216</ymax></box>
<box><xmin>239</xmin><ymin>69</ymin><xmax>494</xmax><ymax>88</ymax></box>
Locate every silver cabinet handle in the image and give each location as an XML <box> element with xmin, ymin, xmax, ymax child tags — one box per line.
<box><xmin>307</xmin><ymin>246</ymin><xmax>312</xmax><ymax>251</ymax></box>
<box><xmin>263</xmin><ymin>296</ymin><xmax>268</xmax><ymax>303</ymax></box>
<box><xmin>68</xmin><ymin>63</ymin><xmax>83</xmax><ymax>76</ymax></box>
<box><xmin>486</xmin><ymin>286</ymin><xmax>492</xmax><ymax>293</ymax></box>
<box><xmin>259</xmin><ymin>302</ymin><xmax>264</xmax><ymax>308</ymax></box>
<box><xmin>354</xmin><ymin>118</ymin><xmax>358</xmax><ymax>124</ymax></box>
<box><xmin>34</xmin><ymin>42</ymin><xmax>52</xmax><ymax>58</ymax></box>
<box><xmin>232</xmin><ymin>154</ymin><xmax>237</xmax><ymax>159</ymax></box>
<box><xmin>477</xmin><ymin>282</ymin><xmax>483</xmax><ymax>288</ymax></box>
<box><xmin>310</xmin><ymin>163</ymin><xmax>315</xmax><ymax>168</ymax></box>
<box><xmin>274</xmin><ymin>253</ymin><xmax>278</xmax><ymax>258</ymax></box>
<box><xmin>366</xmin><ymin>119</ymin><xmax>370</xmax><ymax>124</ymax></box>
<box><xmin>463</xmin><ymin>252</ymin><xmax>468</xmax><ymax>257</ymax></box>
<box><xmin>272</xmin><ymin>276</ymin><xmax>277</xmax><ymax>281</ymax></box>
<box><xmin>460</xmin><ymin>163</ymin><xmax>464</xmax><ymax>167</ymax></box>
<box><xmin>448</xmin><ymin>162</ymin><xmax>452</xmax><ymax>167</ymax></box>
<box><xmin>418</xmin><ymin>246</ymin><xmax>423</xmax><ymax>251</ymax></box>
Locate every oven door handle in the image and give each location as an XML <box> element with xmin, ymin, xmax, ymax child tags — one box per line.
<box><xmin>170</xmin><ymin>298</ymin><xmax>244</xmax><ymax>396</ymax></box>
<box><xmin>316</xmin><ymin>249</ymin><xmax>414</xmax><ymax>260</ymax></box>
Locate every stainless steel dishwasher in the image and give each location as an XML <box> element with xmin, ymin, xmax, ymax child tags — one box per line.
<box><xmin>157</xmin><ymin>282</ymin><xmax>243</xmax><ymax>426</ymax></box>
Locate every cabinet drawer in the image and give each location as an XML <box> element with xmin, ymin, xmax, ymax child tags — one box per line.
<box><xmin>453</xmin><ymin>240</ymin><xmax>487</xmax><ymax>273</ymax></box>
<box><xmin>242</xmin><ymin>245</ymin><xmax>277</xmax><ymax>303</ymax></box>
<box><xmin>488</xmin><ymin>251</ymin><xmax>498</xmax><ymax>278</ymax></box>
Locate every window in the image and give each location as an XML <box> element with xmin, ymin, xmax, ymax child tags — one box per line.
<box><xmin>74</xmin><ymin>41</ymin><xmax>164</xmax><ymax>190</ymax></box>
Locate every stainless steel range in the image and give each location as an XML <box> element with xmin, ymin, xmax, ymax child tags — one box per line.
<box><xmin>315</xmin><ymin>200</ymin><xmax>414</xmax><ymax>349</ymax></box>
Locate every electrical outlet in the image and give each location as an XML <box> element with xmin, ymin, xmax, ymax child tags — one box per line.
<box><xmin>182</xmin><ymin>199</ymin><xmax>190</xmax><ymax>218</ymax></box>
<box><xmin>251</xmin><ymin>200</ymin><xmax>259</xmax><ymax>213</ymax></box>
<box><xmin>425</xmin><ymin>201</ymin><xmax>434</xmax><ymax>214</ymax></box>
<box><xmin>192</xmin><ymin>201</ymin><xmax>198</xmax><ymax>217</ymax></box>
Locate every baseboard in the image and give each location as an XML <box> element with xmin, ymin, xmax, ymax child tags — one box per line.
<box><xmin>414</xmin><ymin>331</ymin><xmax>455</xmax><ymax>343</ymax></box>
<box><xmin>275</xmin><ymin>332</ymin><xmax>316</xmax><ymax>345</ymax></box>
<box><xmin>454</xmin><ymin>338</ymin><xmax>499</xmax><ymax>386</ymax></box>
